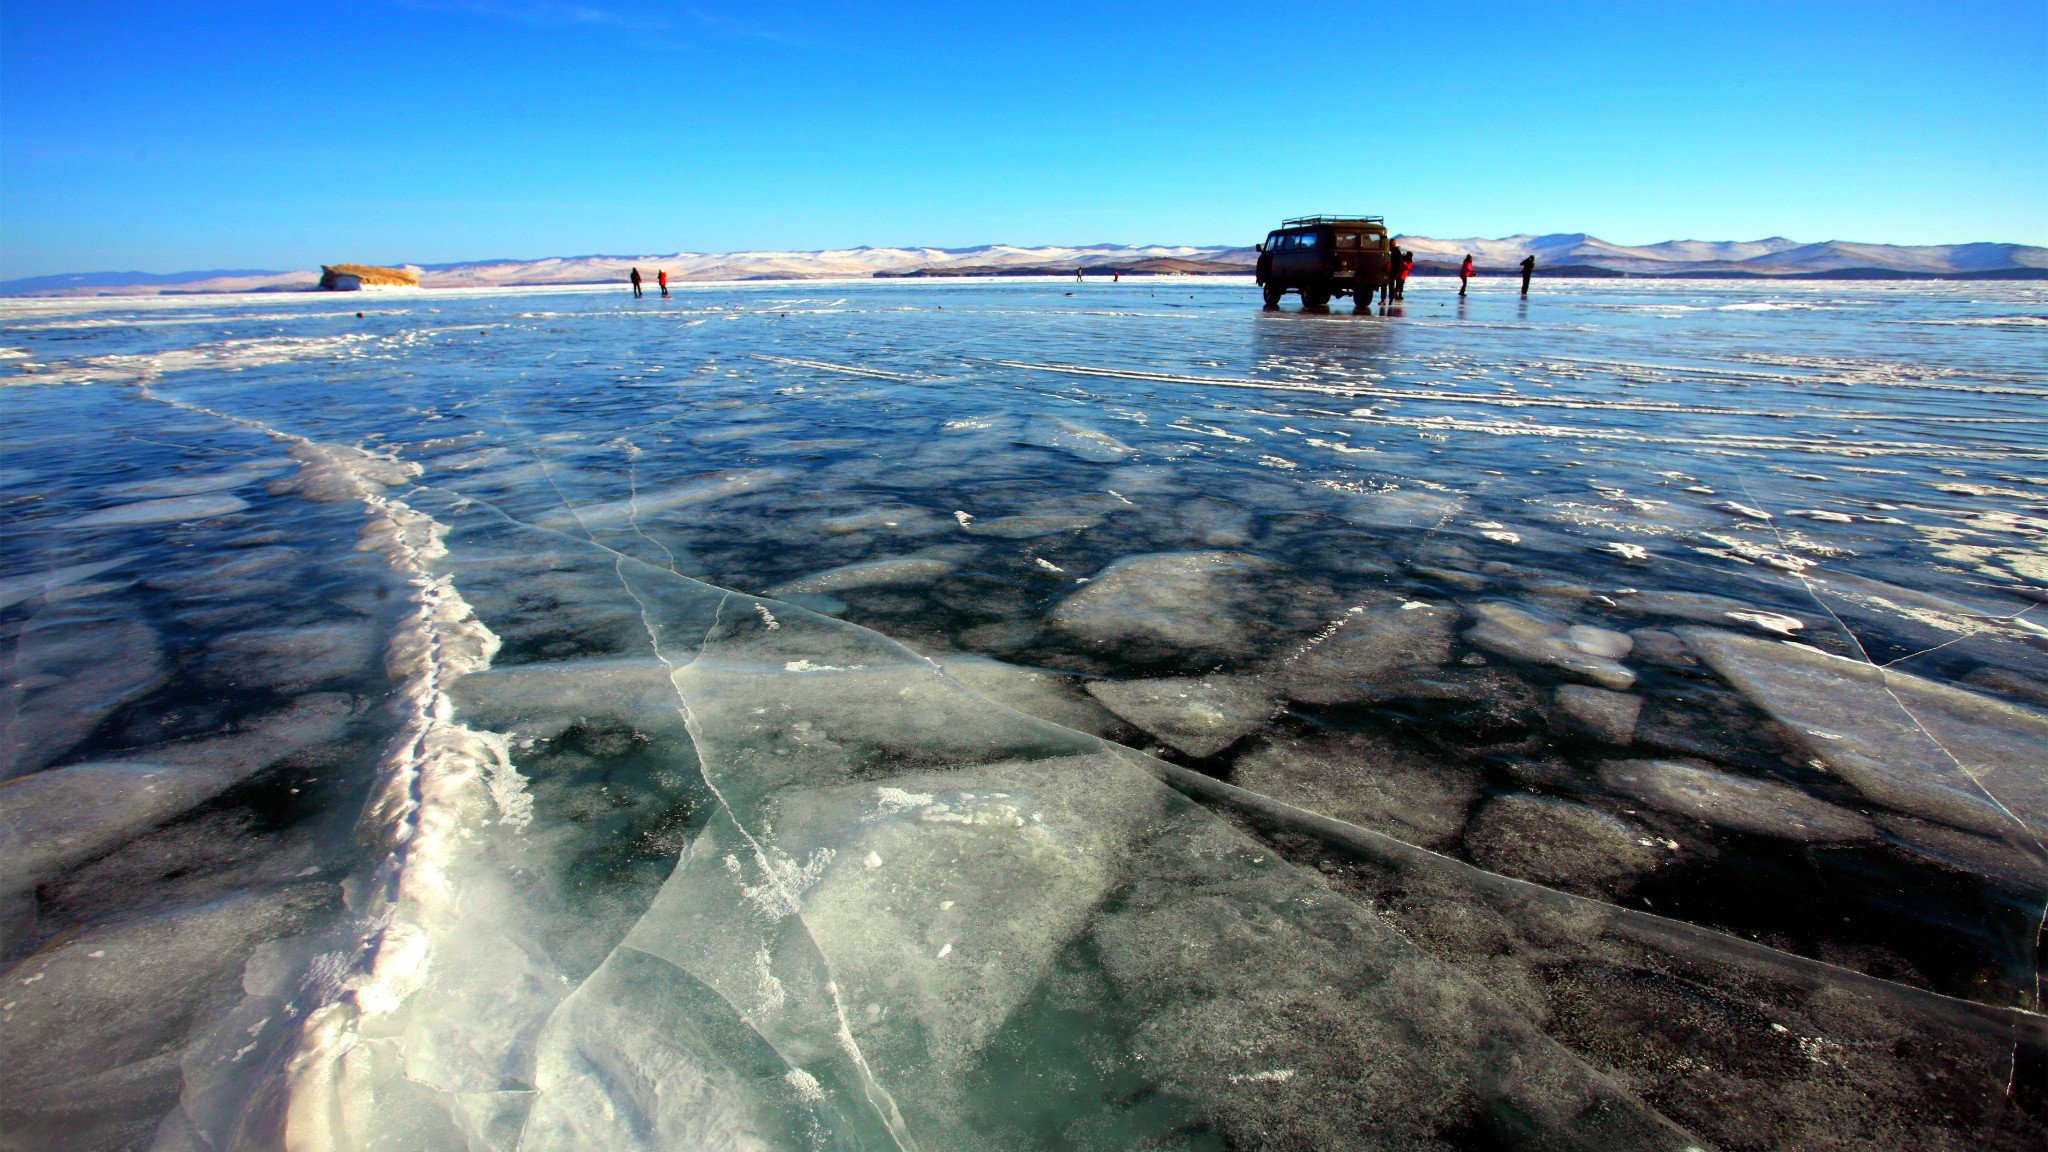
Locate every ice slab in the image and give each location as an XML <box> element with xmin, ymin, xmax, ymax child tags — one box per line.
<box><xmin>1598</xmin><ymin>758</ymin><xmax>1877</xmax><ymax>842</ymax></box>
<box><xmin>1017</xmin><ymin>415</ymin><xmax>1137</xmax><ymax>462</ymax></box>
<box><xmin>767</xmin><ymin>556</ymin><xmax>954</xmax><ymax>596</ymax></box>
<box><xmin>205</xmin><ymin>621</ymin><xmax>385</xmax><ymax>692</ymax></box>
<box><xmin>1555</xmin><ymin>685</ymin><xmax>1642</xmax><ymax>744</ymax></box>
<box><xmin>1463</xmin><ymin>601</ymin><xmax>1636</xmax><ymax>690</ymax></box>
<box><xmin>538</xmin><ymin>468</ymin><xmax>784</xmax><ymax>530</ymax></box>
<box><xmin>61</xmin><ymin>493</ymin><xmax>249</xmax><ymax>528</ymax></box>
<box><xmin>1463</xmin><ymin>793</ymin><xmax>1661</xmax><ymax>894</ymax></box>
<box><xmin>1336</xmin><ymin>487</ymin><xmax>1464</xmax><ymax>529</ymax></box>
<box><xmin>1230</xmin><ymin>731</ymin><xmax>1478</xmax><ymax>849</ymax></box>
<box><xmin>1610</xmin><ymin>588</ymin><xmax>1813</xmax><ymax>634</ymax></box>
<box><xmin>1048</xmin><ymin>551</ymin><xmax>1274</xmax><ymax>658</ymax></box>
<box><xmin>1682</xmin><ymin>627</ymin><xmax>2048</xmax><ymax>839</ymax></box>
<box><xmin>1266</xmin><ymin>602</ymin><xmax>1457</xmax><ymax>705</ymax></box>
<box><xmin>0</xmin><ymin>611</ymin><xmax>166</xmax><ymax>781</ymax></box>
<box><xmin>0</xmin><ymin>693</ymin><xmax>356</xmax><ymax>895</ymax></box>
<box><xmin>1084</xmin><ymin>675</ymin><xmax>1276</xmax><ymax>757</ymax></box>
<box><xmin>0</xmin><ymin>886</ymin><xmax>336</xmax><ymax>1150</ymax></box>
<box><xmin>0</xmin><ymin>557</ymin><xmax>132</xmax><ymax>611</ymax></box>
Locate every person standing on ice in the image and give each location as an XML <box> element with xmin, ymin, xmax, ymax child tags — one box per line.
<box><xmin>1459</xmin><ymin>254</ymin><xmax>1474</xmax><ymax>296</ymax></box>
<box><xmin>658</xmin><ymin>269</ymin><xmax>669</xmax><ymax>298</ymax></box>
<box><xmin>1519</xmin><ymin>254</ymin><xmax>1536</xmax><ymax>295</ymax></box>
<box><xmin>630</xmin><ymin>267</ymin><xmax>643</xmax><ymax>298</ymax></box>
<box><xmin>1394</xmin><ymin>249</ymin><xmax>1413</xmax><ymax>300</ymax></box>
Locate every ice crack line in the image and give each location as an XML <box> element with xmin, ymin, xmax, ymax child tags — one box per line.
<box><xmin>497</xmin><ymin>404</ymin><xmax>913</xmax><ymax>1149</ymax></box>
<box><xmin>1736</xmin><ymin>473</ymin><xmax>2047</xmax><ymax>1104</ymax></box>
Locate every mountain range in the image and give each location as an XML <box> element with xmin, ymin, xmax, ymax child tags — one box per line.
<box><xmin>5</xmin><ymin>235</ymin><xmax>2044</xmax><ymax>296</ymax></box>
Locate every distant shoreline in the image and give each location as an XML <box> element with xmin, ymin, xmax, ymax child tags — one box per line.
<box><xmin>8</xmin><ymin>233</ymin><xmax>2044</xmax><ymax>297</ymax></box>
<box><xmin>6</xmin><ymin>267</ymin><xmax>2046</xmax><ymax>300</ymax></box>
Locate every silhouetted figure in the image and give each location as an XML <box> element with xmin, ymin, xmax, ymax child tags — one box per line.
<box><xmin>1459</xmin><ymin>254</ymin><xmax>1473</xmax><ymax>296</ymax></box>
<box><xmin>1382</xmin><ymin>245</ymin><xmax>1400</xmax><ymax>305</ymax></box>
<box><xmin>1113</xmin><ymin>271</ymin><xmax>1120</xmax><ymax>282</ymax></box>
<box><xmin>1076</xmin><ymin>268</ymin><xmax>1084</xmax><ymax>282</ymax></box>
<box><xmin>630</xmin><ymin>267</ymin><xmax>643</xmax><ymax>298</ymax></box>
<box><xmin>658</xmin><ymin>269</ymin><xmax>669</xmax><ymax>297</ymax></box>
<box><xmin>1519</xmin><ymin>254</ymin><xmax>1535</xmax><ymax>296</ymax></box>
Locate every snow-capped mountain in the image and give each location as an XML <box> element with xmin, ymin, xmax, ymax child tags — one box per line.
<box><xmin>5</xmin><ymin>236</ymin><xmax>2043</xmax><ymax>296</ymax></box>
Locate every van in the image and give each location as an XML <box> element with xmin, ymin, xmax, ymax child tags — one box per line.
<box><xmin>1254</xmin><ymin>216</ymin><xmax>1392</xmax><ymax>309</ymax></box>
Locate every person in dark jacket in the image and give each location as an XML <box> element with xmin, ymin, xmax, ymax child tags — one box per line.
<box><xmin>1519</xmin><ymin>254</ymin><xmax>1535</xmax><ymax>296</ymax></box>
<box><xmin>1459</xmin><ymin>254</ymin><xmax>1474</xmax><ymax>296</ymax></box>
<box><xmin>630</xmin><ymin>267</ymin><xmax>643</xmax><ymax>298</ymax></box>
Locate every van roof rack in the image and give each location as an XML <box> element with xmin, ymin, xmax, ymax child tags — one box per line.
<box><xmin>1282</xmin><ymin>215</ymin><xmax>1385</xmax><ymax>227</ymax></box>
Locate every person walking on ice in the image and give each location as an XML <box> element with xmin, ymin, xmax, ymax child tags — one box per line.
<box><xmin>1519</xmin><ymin>254</ymin><xmax>1535</xmax><ymax>296</ymax></box>
<box><xmin>1459</xmin><ymin>254</ymin><xmax>1474</xmax><ymax>296</ymax></box>
<box><xmin>658</xmin><ymin>269</ymin><xmax>669</xmax><ymax>298</ymax></box>
<box><xmin>630</xmin><ymin>267</ymin><xmax>643</xmax><ymax>298</ymax></box>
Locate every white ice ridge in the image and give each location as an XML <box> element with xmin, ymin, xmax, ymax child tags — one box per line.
<box><xmin>14</xmin><ymin>333</ymin><xmax>376</xmax><ymax>386</ymax></box>
<box><xmin>275</xmin><ymin>446</ymin><xmax>528</xmax><ymax>1147</ymax></box>
<box><xmin>127</xmin><ymin>387</ymin><xmax>527</xmax><ymax>1149</ymax></box>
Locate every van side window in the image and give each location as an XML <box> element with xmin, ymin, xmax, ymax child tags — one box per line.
<box><xmin>1336</xmin><ymin>233</ymin><xmax>1358</xmax><ymax>249</ymax></box>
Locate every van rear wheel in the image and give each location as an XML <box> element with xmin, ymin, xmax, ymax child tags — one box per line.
<box><xmin>1262</xmin><ymin>283</ymin><xmax>1284</xmax><ymax>308</ymax></box>
<box><xmin>1301</xmin><ymin>285</ymin><xmax>1331</xmax><ymax>310</ymax></box>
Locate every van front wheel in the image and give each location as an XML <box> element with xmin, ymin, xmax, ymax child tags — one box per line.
<box><xmin>1262</xmin><ymin>283</ymin><xmax>1284</xmax><ymax>308</ymax></box>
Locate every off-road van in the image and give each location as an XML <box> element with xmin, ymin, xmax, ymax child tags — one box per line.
<box><xmin>1255</xmin><ymin>216</ymin><xmax>1393</xmax><ymax>308</ymax></box>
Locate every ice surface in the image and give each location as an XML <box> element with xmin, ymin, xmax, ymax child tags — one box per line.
<box><xmin>4</xmin><ymin>276</ymin><xmax>2045</xmax><ymax>1148</ymax></box>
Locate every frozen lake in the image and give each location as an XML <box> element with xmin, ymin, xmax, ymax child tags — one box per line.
<box><xmin>2</xmin><ymin>276</ymin><xmax>2045</xmax><ymax>1150</ymax></box>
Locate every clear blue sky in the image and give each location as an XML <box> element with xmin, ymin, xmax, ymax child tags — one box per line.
<box><xmin>2</xmin><ymin>1</ymin><xmax>2042</xmax><ymax>277</ymax></box>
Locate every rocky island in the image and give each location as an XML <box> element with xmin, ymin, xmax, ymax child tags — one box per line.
<box><xmin>317</xmin><ymin>263</ymin><xmax>420</xmax><ymax>291</ymax></box>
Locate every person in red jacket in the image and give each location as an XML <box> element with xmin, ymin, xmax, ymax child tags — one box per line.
<box><xmin>1395</xmin><ymin>249</ymin><xmax>1414</xmax><ymax>300</ymax></box>
<box><xmin>657</xmin><ymin>269</ymin><xmax>669</xmax><ymax>298</ymax></box>
<box><xmin>1459</xmin><ymin>254</ymin><xmax>1474</xmax><ymax>296</ymax></box>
